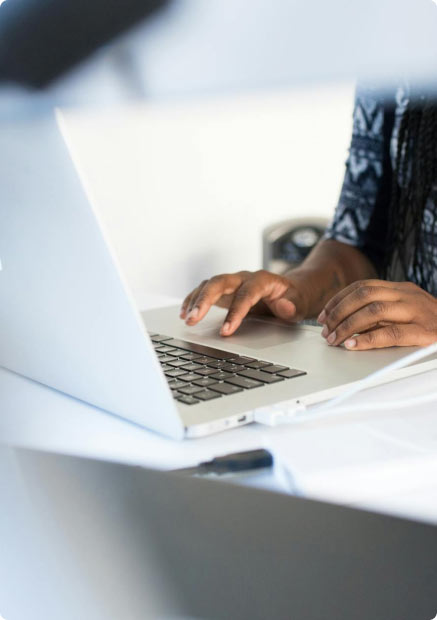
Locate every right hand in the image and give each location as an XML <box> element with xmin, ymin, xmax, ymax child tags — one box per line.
<box><xmin>180</xmin><ymin>270</ymin><xmax>309</xmax><ymax>336</ymax></box>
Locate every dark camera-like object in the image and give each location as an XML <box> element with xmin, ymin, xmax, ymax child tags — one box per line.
<box><xmin>263</xmin><ymin>217</ymin><xmax>328</xmax><ymax>274</ymax></box>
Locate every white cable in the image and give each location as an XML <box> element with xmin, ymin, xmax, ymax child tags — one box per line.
<box><xmin>254</xmin><ymin>341</ymin><xmax>437</xmax><ymax>427</ymax></box>
<box><xmin>282</xmin><ymin>389</ymin><xmax>437</xmax><ymax>425</ymax></box>
<box><xmin>314</xmin><ymin>341</ymin><xmax>437</xmax><ymax>415</ymax></box>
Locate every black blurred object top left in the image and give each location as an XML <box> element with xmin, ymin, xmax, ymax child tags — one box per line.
<box><xmin>0</xmin><ymin>0</ymin><xmax>171</xmax><ymax>88</ymax></box>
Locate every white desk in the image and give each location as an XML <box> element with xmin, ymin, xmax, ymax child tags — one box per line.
<box><xmin>2</xmin><ymin>296</ymin><xmax>437</xmax><ymax>523</ymax></box>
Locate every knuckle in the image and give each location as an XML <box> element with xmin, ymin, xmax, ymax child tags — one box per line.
<box><xmin>351</xmin><ymin>279</ymin><xmax>366</xmax><ymax>291</ymax></box>
<box><xmin>194</xmin><ymin>290</ymin><xmax>209</xmax><ymax>305</ymax></box>
<box><xmin>386</xmin><ymin>324</ymin><xmax>402</xmax><ymax>342</ymax></box>
<box><xmin>208</xmin><ymin>274</ymin><xmax>225</xmax><ymax>286</ymax></box>
<box><xmin>338</xmin><ymin>316</ymin><xmax>352</xmax><ymax>334</ymax></box>
<box><xmin>356</xmin><ymin>285</ymin><xmax>373</xmax><ymax>301</ymax></box>
<box><xmin>254</xmin><ymin>269</ymin><xmax>269</xmax><ymax>278</ymax></box>
<box><xmin>363</xmin><ymin>330</ymin><xmax>376</xmax><ymax>345</ymax></box>
<box><xmin>328</xmin><ymin>307</ymin><xmax>340</xmax><ymax>324</ymax></box>
<box><xmin>367</xmin><ymin>301</ymin><xmax>385</xmax><ymax>316</ymax></box>
<box><xmin>403</xmin><ymin>281</ymin><xmax>418</xmax><ymax>291</ymax></box>
<box><xmin>193</xmin><ymin>281</ymin><xmax>209</xmax><ymax>302</ymax></box>
<box><xmin>233</xmin><ymin>285</ymin><xmax>250</xmax><ymax>303</ymax></box>
<box><xmin>253</xmin><ymin>269</ymin><xmax>277</xmax><ymax>285</ymax></box>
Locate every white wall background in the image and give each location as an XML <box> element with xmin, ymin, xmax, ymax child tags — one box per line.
<box><xmin>61</xmin><ymin>82</ymin><xmax>354</xmax><ymax>308</ymax></box>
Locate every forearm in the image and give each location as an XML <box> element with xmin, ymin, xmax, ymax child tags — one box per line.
<box><xmin>284</xmin><ymin>239</ymin><xmax>378</xmax><ymax>318</ymax></box>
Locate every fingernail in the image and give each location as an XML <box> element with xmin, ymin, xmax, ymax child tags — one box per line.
<box><xmin>327</xmin><ymin>331</ymin><xmax>336</xmax><ymax>345</ymax></box>
<box><xmin>317</xmin><ymin>310</ymin><xmax>326</xmax><ymax>323</ymax></box>
<box><xmin>221</xmin><ymin>322</ymin><xmax>231</xmax><ymax>335</ymax></box>
<box><xmin>345</xmin><ymin>338</ymin><xmax>357</xmax><ymax>349</ymax></box>
<box><xmin>186</xmin><ymin>307</ymin><xmax>199</xmax><ymax>321</ymax></box>
<box><xmin>321</xmin><ymin>325</ymin><xmax>329</xmax><ymax>338</ymax></box>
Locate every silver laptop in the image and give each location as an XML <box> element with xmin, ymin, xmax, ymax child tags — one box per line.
<box><xmin>0</xmin><ymin>105</ymin><xmax>434</xmax><ymax>439</ymax></box>
<box><xmin>1</xmin><ymin>445</ymin><xmax>436</xmax><ymax>620</ymax></box>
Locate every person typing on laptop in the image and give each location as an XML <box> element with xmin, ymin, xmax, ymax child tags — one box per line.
<box><xmin>182</xmin><ymin>84</ymin><xmax>437</xmax><ymax>352</ymax></box>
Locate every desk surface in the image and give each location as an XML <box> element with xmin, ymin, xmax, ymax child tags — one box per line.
<box><xmin>1</xmin><ymin>295</ymin><xmax>437</xmax><ymax>524</ymax></box>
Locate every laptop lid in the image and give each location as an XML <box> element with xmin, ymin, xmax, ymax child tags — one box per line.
<box><xmin>0</xmin><ymin>102</ymin><xmax>183</xmax><ymax>439</ymax></box>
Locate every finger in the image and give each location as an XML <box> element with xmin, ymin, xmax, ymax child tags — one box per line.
<box><xmin>321</xmin><ymin>285</ymin><xmax>400</xmax><ymax>335</ymax></box>
<box><xmin>343</xmin><ymin>324</ymin><xmax>435</xmax><ymax>350</ymax></box>
<box><xmin>186</xmin><ymin>274</ymin><xmax>243</xmax><ymax>325</ymax></box>
<box><xmin>180</xmin><ymin>294</ymin><xmax>191</xmax><ymax>319</ymax></box>
<box><xmin>180</xmin><ymin>284</ymin><xmax>205</xmax><ymax>319</ymax></box>
<box><xmin>324</xmin><ymin>300</ymin><xmax>413</xmax><ymax>346</ymax></box>
<box><xmin>186</xmin><ymin>280</ymin><xmax>208</xmax><ymax>316</ymax></box>
<box><xmin>318</xmin><ymin>279</ymin><xmax>400</xmax><ymax>324</ymax></box>
<box><xmin>180</xmin><ymin>282</ymin><xmax>207</xmax><ymax>319</ymax></box>
<box><xmin>221</xmin><ymin>281</ymin><xmax>271</xmax><ymax>335</ymax></box>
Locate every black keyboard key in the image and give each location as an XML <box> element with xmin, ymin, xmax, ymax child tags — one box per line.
<box><xmin>221</xmin><ymin>363</ymin><xmax>244</xmax><ymax>373</ymax></box>
<box><xmin>176</xmin><ymin>395</ymin><xmax>200</xmax><ymax>405</ymax></box>
<box><xmin>178</xmin><ymin>385</ymin><xmax>205</xmax><ymax>396</ymax></box>
<box><xmin>210</xmin><ymin>383</ymin><xmax>243</xmax><ymax>395</ymax></box>
<box><xmin>237</xmin><ymin>369</ymin><xmax>284</xmax><ymax>384</ymax></box>
<box><xmin>155</xmin><ymin>346</ymin><xmax>178</xmax><ymax>354</ymax></box>
<box><xmin>168</xmin><ymin>379</ymin><xmax>186</xmax><ymax>390</ymax></box>
<box><xmin>160</xmin><ymin>364</ymin><xmax>174</xmax><ymax>372</ymax></box>
<box><xmin>168</xmin><ymin>359</ymin><xmax>190</xmax><ymax>368</ymax></box>
<box><xmin>196</xmin><ymin>367</ymin><xmax>219</xmax><ymax>376</ymax></box>
<box><xmin>181</xmin><ymin>362</ymin><xmax>203</xmax><ymax>372</ymax></box>
<box><xmin>261</xmin><ymin>364</ymin><xmax>289</xmax><ymax>374</ymax></box>
<box><xmin>245</xmin><ymin>360</ymin><xmax>272</xmax><ymax>370</ymax></box>
<box><xmin>178</xmin><ymin>372</ymin><xmax>203</xmax><ymax>382</ymax></box>
<box><xmin>225</xmin><ymin>376</ymin><xmax>264</xmax><ymax>389</ymax></box>
<box><xmin>165</xmin><ymin>369</ymin><xmax>187</xmax><ymax>378</ymax></box>
<box><xmin>167</xmin><ymin>349</ymin><xmax>186</xmax><ymax>357</ymax></box>
<box><xmin>227</xmin><ymin>356</ymin><xmax>256</xmax><ymax>365</ymax></box>
<box><xmin>158</xmin><ymin>355</ymin><xmax>175</xmax><ymax>363</ymax></box>
<box><xmin>179</xmin><ymin>352</ymin><xmax>203</xmax><ymax>361</ymax></box>
<box><xmin>151</xmin><ymin>334</ymin><xmax>173</xmax><ymax>343</ymax></box>
<box><xmin>210</xmin><ymin>371</ymin><xmax>234</xmax><ymax>381</ymax></box>
<box><xmin>195</xmin><ymin>390</ymin><xmax>222</xmax><ymax>401</ymax></box>
<box><xmin>163</xmin><ymin>339</ymin><xmax>235</xmax><ymax>360</ymax></box>
<box><xmin>170</xmin><ymin>390</ymin><xmax>183</xmax><ymax>398</ymax></box>
<box><xmin>278</xmin><ymin>368</ymin><xmax>307</xmax><ymax>378</ymax></box>
<box><xmin>206</xmin><ymin>360</ymin><xmax>231</xmax><ymax>369</ymax></box>
<box><xmin>190</xmin><ymin>355</ymin><xmax>215</xmax><ymax>364</ymax></box>
<box><xmin>192</xmin><ymin>377</ymin><xmax>219</xmax><ymax>388</ymax></box>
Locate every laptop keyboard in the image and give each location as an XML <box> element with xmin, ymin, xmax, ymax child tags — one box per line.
<box><xmin>150</xmin><ymin>333</ymin><xmax>307</xmax><ymax>406</ymax></box>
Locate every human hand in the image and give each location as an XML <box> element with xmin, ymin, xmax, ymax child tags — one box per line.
<box><xmin>317</xmin><ymin>279</ymin><xmax>437</xmax><ymax>350</ymax></box>
<box><xmin>180</xmin><ymin>270</ymin><xmax>309</xmax><ymax>336</ymax></box>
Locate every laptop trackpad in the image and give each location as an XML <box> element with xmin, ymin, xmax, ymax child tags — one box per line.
<box><xmin>195</xmin><ymin>317</ymin><xmax>318</xmax><ymax>350</ymax></box>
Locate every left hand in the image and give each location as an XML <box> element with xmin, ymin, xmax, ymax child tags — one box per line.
<box><xmin>317</xmin><ymin>279</ymin><xmax>437</xmax><ymax>350</ymax></box>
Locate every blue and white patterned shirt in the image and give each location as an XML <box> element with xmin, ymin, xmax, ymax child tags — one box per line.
<box><xmin>325</xmin><ymin>84</ymin><xmax>437</xmax><ymax>294</ymax></box>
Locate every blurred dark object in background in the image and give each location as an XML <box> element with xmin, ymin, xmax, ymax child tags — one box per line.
<box><xmin>0</xmin><ymin>0</ymin><xmax>171</xmax><ymax>88</ymax></box>
<box><xmin>263</xmin><ymin>217</ymin><xmax>328</xmax><ymax>273</ymax></box>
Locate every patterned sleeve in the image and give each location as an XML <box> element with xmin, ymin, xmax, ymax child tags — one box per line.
<box><xmin>325</xmin><ymin>85</ymin><xmax>396</xmax><ymax>275</ymax></box>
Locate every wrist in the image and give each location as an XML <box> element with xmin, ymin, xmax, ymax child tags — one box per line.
<box><xmin>284</xmin><ymin>266</ymin><xmax>343</xmax><ymax>318</ymax></box>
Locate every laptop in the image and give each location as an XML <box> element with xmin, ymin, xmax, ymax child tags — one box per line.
<box><xmin>1</xmin><ymin>445</ymin><xmax>436</xmax><ymax>620</ymax></box>
<box><xmin>0</xmin><ymin>105</ymin><xmax>435</xmax><ymax>439</ymax></box>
